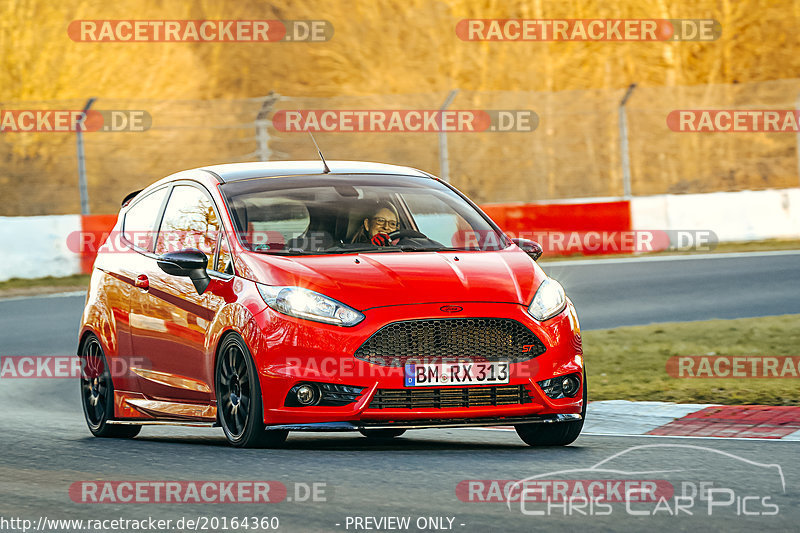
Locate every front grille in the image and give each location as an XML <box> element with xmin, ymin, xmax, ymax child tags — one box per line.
<box><xmin>354</xmin><ymin>318</ymin><xmax>546</xmax><ymax>367</ymax></box>
<box><xmin>368</xmin><ymin>385</ymin><xmax>532</xmax><ymax>409</ymax></box>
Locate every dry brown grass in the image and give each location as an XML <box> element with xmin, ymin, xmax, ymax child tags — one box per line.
<box><xmin>5</xmin><ymin>0</ymin><xmax>800</xmax><ymax>99</ymax></box>
<box><xmin>3</xmin><ymin>0</ymin><xmax>800</xmax><ymax>214</ymax></box>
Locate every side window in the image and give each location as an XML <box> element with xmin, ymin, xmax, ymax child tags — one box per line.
<box><xmin>123</xmin><ymin>188</ymin><xmax>169</xmax><ymax>252</ymax></box>
<box><xmin>156</xmin><ymin>185</ymin><xmax>220</xmax><ymax>270</ymax></box>
<box><xmin>234</xmin><ymin>197</ymin><xmax>309</xmax><ymax>251</ymax></box>
<box><xmin>215</xmin><ymin>233</ymin><xmax>233</xmax><ymax>275</ymax></box>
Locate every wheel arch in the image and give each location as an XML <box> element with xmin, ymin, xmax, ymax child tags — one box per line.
<box><xmin>77</xmin><ymin>326</ymin><xmax>109</xmax><ymax>356</ymax></box>
<box><xmin>212</xmin><ymin>324</ymin><xmax>274</xmax><ymax>427</ymax></box>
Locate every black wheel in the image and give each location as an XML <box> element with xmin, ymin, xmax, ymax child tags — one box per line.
<box><xmin>516</xmin><ymin>372</ymin><xmax>587</xmax><ymax>447</ymax></box>
<box><xmin>215</xmin><ymin>334</ymin><xmax>288</xmax><ymax>448</ymax></box>
<box><xmin>359</xmin><ymin>429</ymin><xmax>406</xmax><ymax>440</ymax></box>
<box><xmin>79</xmin><ymin>334</ymin><xmax>140</xmax><ymax>438</ymax></box>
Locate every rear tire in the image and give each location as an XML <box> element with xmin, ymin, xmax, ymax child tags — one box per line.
<box><xmin>79</xmin><ymin>334</ymin><xmax>141</xmax><ymax>438</ymax></box>
<box><xmin>359</xmin><ymin>429</ymin><xmax>406</xmax><ymax>440</ymax></box>
<box><xmin>516</xmin><ymin>372</ymin><xmax>587</xmax><ymax>447</ymax></box>
<box><xmin>215</xmin><ymin>334</ymin><xmax>288</xmax><ymax>448</ymax></box>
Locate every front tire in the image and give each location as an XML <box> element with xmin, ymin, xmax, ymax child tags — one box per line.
<box><xmin>215</xmin><ymin>334</ymin><xmax>288</xmax><ymax>448</ymax></box>
<box><xmin>79</xmin><ymin>334</ymin><xmax>141</xmax><ymax>438</ymax></box>
<box><xmin>516</xmin><ymin>372</ymin><xmax>587</xmax><ymax>446</ymax></box>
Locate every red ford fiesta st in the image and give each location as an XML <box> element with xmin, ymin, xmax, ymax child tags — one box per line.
<box><xmin>78</xmin><ymin>161</ymin><xmax>585</xmax><ymax>447</ymax></box>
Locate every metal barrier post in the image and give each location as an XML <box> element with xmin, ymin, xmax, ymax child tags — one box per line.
<box><xmin>438</xmin><ymin>89</ymin><xmax>459</xmax><ymax>182</ymax></box>
<box><xmin>76</xmin><ymin>97</ymin><xmax>96</xmax><ymax>215</ymax></box>
<box><xmin>255</xmin><ymin>92</ymin><xmax>280</xmax><ymax>162</ymax></box>
<box><xmin>618</xmin><ymin>84</ymin><xmax>636</xmax><ymax>198</ymax></box>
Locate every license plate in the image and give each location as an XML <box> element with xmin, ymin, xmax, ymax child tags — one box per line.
<box><xmin>404</xmin><ymin>362</ymin><xmax>509</xmax><ymax>387</ymax></box>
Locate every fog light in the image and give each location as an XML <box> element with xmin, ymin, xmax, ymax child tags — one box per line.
<box><xmin>295</xmin><ymin>384</ymin><xmax>319</xmax><ymax>405</ymax></box>
<box><xmin>285</xmin><ymin>382</ymin><xmax>365</xmax><ymax>407</ymax></box>
<box><xmin>537</xmin><ymin>373</ymin><xmax>581</xmax><ymax>399</ymax></box>
<box><xmin>561</xmin><ymin>375</ymin><xmax>580</xmax><ymax>397</ymax></box>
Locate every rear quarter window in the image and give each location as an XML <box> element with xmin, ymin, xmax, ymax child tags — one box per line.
<box><xmin>122</xmin><ymin>188</ymin><xmax>169</xmax><ymax>252</ymax></box>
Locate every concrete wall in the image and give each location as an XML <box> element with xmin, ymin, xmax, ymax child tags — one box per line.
<box><xmin>631</xmin><ymin>188</ymin><xmax>800</xmax><ymax>242</ymax></box>
<box><xmin>0</xmin><ymin>215</ymin><xmax>81</xmax><ymax>281</ymax></box>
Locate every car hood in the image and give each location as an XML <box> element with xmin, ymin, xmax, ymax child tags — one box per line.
<box><xmin>238</xmin><ymin>249</ymin><xmax>545</xmax><ymax>310</ymax></box>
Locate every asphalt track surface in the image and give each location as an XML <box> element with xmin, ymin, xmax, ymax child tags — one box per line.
<box><xmin>1</xmin><ymin>251</ymin><xmax>799</xmax><ymax>532</ymax></box>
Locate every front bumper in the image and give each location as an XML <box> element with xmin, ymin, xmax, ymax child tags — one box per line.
<box><xmin>264</xmin><ymin>413</ymin><xmax>583</xmax><ymax>431</ymax></box>
<box><xmin>251</xmin><ymin>300</ymin><xmax>584</xmax><ymax>426</ymax></box>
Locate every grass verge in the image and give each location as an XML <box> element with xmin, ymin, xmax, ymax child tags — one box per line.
<box><xmin>585</xmin><ymin>314</ymin><xmax>800</xmax><ymax>405</ymax></box>
<box><xmin>0</xmin><ymin>274</ymin><xmax>90</xmax><ymax>297</ymax></box>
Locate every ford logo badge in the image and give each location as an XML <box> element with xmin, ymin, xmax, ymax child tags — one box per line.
<box><xmin>440</xmin><ymin>305</ymin><xmax>463</xmax><ymax>313</ymax></box>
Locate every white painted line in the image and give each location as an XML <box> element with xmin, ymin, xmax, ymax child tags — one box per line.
<box><xmin>0</xmin><ymin>290</ymin><xmax>85</xmax><ymax>302</ymax></box>
<box><xmin>457</xmin><ymin>427</ymin><xmax>799</xmax><ymax>441</ymax></box>
<box><xmin>581</xmin><ymin>432</ymin><xmax>800</xmax><ymax>442</ymax></box>
<box><xmin>541</xmin><ymin>249</ymin><xmax>800</xmax><ymax>267</ymax></box>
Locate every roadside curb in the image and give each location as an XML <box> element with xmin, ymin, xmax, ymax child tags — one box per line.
<box><xmin>586</xmin><ymin>400</ymin><xmax>800</xmax><ymax>440</ymax></box>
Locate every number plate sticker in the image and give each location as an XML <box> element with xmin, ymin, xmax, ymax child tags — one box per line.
<box><xmin>404</xmin><ymin>362</ymin><xmax>509</xmax><ymax>387</ymax></box>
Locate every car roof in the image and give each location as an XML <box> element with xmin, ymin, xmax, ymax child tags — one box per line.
<box><xmin>200</xmin><ymin>160</ymin><xmax>434</xmax><ymax>183</ymax></box>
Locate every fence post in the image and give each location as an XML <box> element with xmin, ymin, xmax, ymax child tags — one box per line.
<box><xmin>438</xmin><ymin>89</ymin><xmax>459</xmax><ymax>182</ymax></box>
<box><xmin>618</xmin><ymin>84</ymin><xmax>636</xmax><ymax>198</ymax></box>
<box><xmin>76</xmin><ymin>97</ymin><xmax>96</xmax><ymax>215</ymax></box>
<box><xmin>255</xmin><ymin>92</ymin><xmax>280</xmax><ymax>162</ymax></box>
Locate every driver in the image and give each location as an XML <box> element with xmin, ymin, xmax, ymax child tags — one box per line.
<box><xmin>350</xmin><ymin>201</ymin><xmax>400</xmax><ymax>246</ymax></box>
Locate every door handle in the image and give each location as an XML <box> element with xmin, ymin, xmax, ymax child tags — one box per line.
<box><xmin>135</xmin><ymin>274</ymin><xmax>149</xmax><ymax>290</ymax></box>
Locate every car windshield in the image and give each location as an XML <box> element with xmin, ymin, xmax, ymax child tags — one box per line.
<box><xmin>220</xmin><ymin>174</ymin><xmax>510</xmax><ymax>255</ymax></box>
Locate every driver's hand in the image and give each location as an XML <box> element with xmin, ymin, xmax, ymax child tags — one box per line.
<box><xmin>371</xmin><ymin>233</ymin><xmax>391</xmax><ymax>247</ymax></box>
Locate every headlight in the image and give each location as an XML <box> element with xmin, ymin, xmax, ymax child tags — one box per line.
<box><xmin>527</xmin><ymin>278</ymin><xmax>567</xmax><ymax>321</ymax></box>
<box><xmin>257</xmin><ymin>285</ymin><xmax>365</xmax><ymax>327</ymax></box>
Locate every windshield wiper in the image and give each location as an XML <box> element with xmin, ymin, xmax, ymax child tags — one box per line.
<box><xmin>320</xmin><ymin>246</ymin><xmax>405</xmax><ymax>254</ymax></box>
<box><xmin>251</xmin><ymin>246</ymin><xmax>404</xmax><ymax>256</ymax></box>
<box><xmin>397</xmin><ymin>245</ymin><xmax>452</xmax><ymax>252</ymax></box>
<box><xmin>250</xmin><ymin>248</ymin><xmax>316</xmax><ymax>255</ymax></box>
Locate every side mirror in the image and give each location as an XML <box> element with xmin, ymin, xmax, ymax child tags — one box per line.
<box><xmin>157</xmin><ymin>249</ymin><xmax>211</xmax><ymax>295</ymax></box>
<box><xmin>511</xmin><ymin>238</ymin><xmax>543</xmax><ymax>261</ymax></box>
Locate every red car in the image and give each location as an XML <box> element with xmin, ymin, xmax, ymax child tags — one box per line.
<box><xmin>78</xmin><ymin>161</ymin><xmax>585</xmax><ymax>448</ymax></box>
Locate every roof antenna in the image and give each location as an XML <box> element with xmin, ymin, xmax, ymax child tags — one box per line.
<box><xmin>308</xmin><ymin>131</ymin><xmax>331</xmax><ymax>174</ymax></box>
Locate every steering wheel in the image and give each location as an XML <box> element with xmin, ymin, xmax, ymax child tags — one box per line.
<box><xmin>388</xmin><ymin>229</ymin><xmax>427</xmax><ymax>241</ymax></box>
